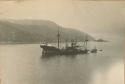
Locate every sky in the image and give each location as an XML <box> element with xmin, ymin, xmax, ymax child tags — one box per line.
<box><xmin>0</xmin><ymin>0</ymin><xmax>125</xmax><ymax>41</ymax></box>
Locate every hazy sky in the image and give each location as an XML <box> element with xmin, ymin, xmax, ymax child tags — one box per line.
<box><xmin>0</xmin><ymin>0</ymin><xmax>125</xmax><ymax>40</ymax></box>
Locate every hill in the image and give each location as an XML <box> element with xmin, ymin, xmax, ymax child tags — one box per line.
<box><xmin>0</xmin><ymin>20</ymin><xmax>95</xmax><ymax>44</ymax></box>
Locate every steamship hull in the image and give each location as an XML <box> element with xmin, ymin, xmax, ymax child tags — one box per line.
<box><xmin>40</xmin><ymin>45</ymin><xmax>88</xmax><ymax>56</ymax></box>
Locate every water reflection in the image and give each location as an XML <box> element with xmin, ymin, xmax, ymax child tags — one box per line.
<box><xmin>41</xmin><ymin>54</ymin><xmax>77</xmax><ymax>59</ymax></box>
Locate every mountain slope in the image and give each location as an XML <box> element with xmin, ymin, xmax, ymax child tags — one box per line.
<box><xmin>0</xmin><ymin>20</ymin><xmax>95</xmax><ymax>43</ymax></box>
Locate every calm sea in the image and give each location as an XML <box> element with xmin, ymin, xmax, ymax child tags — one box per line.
<box><xmin>0</xmin><ymin>41</ymin><xmax>124</xmax><ymax>84</ymax></box>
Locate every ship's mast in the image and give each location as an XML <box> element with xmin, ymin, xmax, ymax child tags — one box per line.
<box><xmin>84</xmin><ymin>34</ymin><xmax>88</xmax><ymax>49</ymax></box>
<box><xmin>85</xmin><ymin>35</ymin><xmax>88</xmax><ymax>49</ymax></box>
<box><xmin>57</xmin><ymin>27</ymin><xmax>60</xmax><ymax>49</ymax></box>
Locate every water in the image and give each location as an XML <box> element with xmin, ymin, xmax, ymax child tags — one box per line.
<box><xmin>0</xmin><ymin>41</ymin><xmax>124</xmax><ymax>84</ymax></box>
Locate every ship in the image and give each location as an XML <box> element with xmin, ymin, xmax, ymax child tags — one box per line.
<box><xmin>40</xmin><ymin>27</ymin><xmax>89</xmax><ymax>56</ymax></box>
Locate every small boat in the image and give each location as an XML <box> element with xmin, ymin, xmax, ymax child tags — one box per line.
<box><xmin>99</xmin><ymin>49</ymin><xmax>102</xmax><ymax>51</ymax></box>
<box><xmin>40</xmin><ymin>27</ymin><xmax>89</xmax><ymax>56</ymax></box>
<box><xmin>91</xmin><ymin>46</ymin><xmax>97</xmax><ymax>53</ymax></box>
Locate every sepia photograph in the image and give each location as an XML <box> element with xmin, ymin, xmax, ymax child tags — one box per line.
<box><xmin>0</xmin><ymin>0</ymin><xmax>124</xmax><ymax>84</ymax></box>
